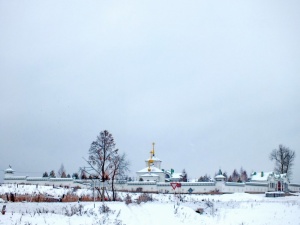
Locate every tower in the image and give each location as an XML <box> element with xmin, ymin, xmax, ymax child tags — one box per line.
<box><xmin>4</xmin><ymin>165</ymin><xmax>15</xmax><ymax>178</ymax></box>
<box><xmin>145</xmin><ymin>143</ymin><xmax>162</xmax><ymax>169</ymax></box>
<box><xmin>137</xmin><ymin>143</ymin><xmax>165</xmax><ymax>182</ymax></box>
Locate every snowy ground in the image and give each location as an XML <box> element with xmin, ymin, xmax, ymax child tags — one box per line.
<box><xmin>0</xmin><ymin>184</ymin><xmax>299</xmax><ymax>225</ymax></box>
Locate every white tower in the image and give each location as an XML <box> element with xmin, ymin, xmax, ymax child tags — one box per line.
<box><xmin>4</xmin><ymin>165</ymin><xmax>15</xmax><ymax>178</ymax></box>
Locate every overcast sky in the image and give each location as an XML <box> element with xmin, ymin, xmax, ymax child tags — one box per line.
<box><xmin>1</xmin><ymin>1</ymin><xmax>299</xmax><ymax>183</ymax></box>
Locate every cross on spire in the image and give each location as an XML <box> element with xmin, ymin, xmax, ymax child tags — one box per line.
<box><xmin>152</xmin><ymin>142</ymin><xmax>155</xmax><ymax>156</ymax></box>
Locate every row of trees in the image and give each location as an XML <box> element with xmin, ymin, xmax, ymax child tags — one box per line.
<box><xmin>42</xmin><ymin>170</ymin><xmax>69</xmax><ymax>178</ymax></box>
<box><xmin>198</xmin><ymin>168</ymin><xmax>248</xmax><ymax>182</ymax></box>
<box><xmin>222</xmin><ymin>168</ymin><xmax>248</xmax><ymax>182</ymax></box>
<box><xmin>42</xmin><ymin>164</ymin><xmax>70</xmax><ymax>178</ymax></box>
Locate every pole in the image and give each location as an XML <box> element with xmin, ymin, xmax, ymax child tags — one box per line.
<box><xmin>93</xmin><ymin>180</ymin><xmax>95</xmax><ymax>208</ymax></box>
<box><xmin>101</xmin><ymin>179</ymin><xmax>104</xmax><ymax>202</ymax></box>
<box><xmin>174</xmin><ymin>186</ymin><xmax>176</xmax><ymax>208</ymax></box>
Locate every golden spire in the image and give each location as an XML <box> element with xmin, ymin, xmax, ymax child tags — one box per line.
<box><xmin>148</xmin><ymin>142</ymin><xmax>155</xmax><ymax>172</ymax></box>
<box><xmin>152</xmin><ymin>142</ymin><xmax>155</xmax><ymax>156</ymax></box>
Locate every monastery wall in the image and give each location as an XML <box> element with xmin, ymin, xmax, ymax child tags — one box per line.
<box><xmin>3</xmin><ymin>176</ymin><xmax>299</xmax><ymax>194</ymax></box>
<box><xmin>113</xmin><ymin>180</ymin><xmax>286</xmax><ymax>194</ymax></box>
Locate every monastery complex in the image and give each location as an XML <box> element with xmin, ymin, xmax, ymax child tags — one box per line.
<box><xmin>3</xmin><ymin>144</ymin><xmax>300</xmax><ymax>194</ymax></box>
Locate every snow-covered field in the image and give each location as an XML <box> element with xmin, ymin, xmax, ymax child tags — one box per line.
<box><xmin>0</xmin><ymin>184</ymin><xmax>299</xmax><ymax>225</ymax></box>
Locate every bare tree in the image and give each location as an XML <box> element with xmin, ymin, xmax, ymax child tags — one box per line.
<box><xmin>231</xmin><ymin>169</ymin><xmax>240</xmax><ymax>182</ymax></box>
<box><xmin>198</xmin><ymin>174</ymin><xmax>211</xmax><ymax>182</ymax></box>
<box><xmin>86</xmin><ymin>130</ymin><xmax>119</xmax><ymax>201</ymax></box>
<box><xmin>269</xmin><ymin>144</ymin><xmax>296</xmax><ymax>180</ymax></box>
<box><xmin>58</xmin><ymin>164</ymin><xmax>66</xmax><ymax>178</ymax></box>
<box><xmin>111</xmin><ymin>153</ymin><xmax>130</xmax><ymax>201</ymax></box>
<box><xmin>240</xmin><ymin>167</ymin><xmax>248</xmax><ymax>182</ymax></box>
<box><xmin>80</xmin><ymin>170</ymin><xmax>88</xmax><ymax>179</ymax></box>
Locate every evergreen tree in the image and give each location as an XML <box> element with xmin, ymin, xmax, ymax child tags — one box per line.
<box><xmin>61</xmin><ymin>171</ymin><xmax>67</xmax><ymax>178</ymax></box>
<box><xmin>204</xmin><ymin>174</ymin><xmax>210</xmax><ymax>182</ymax></box>
<box><xmin>72</xmin><ymin>173</ymin><xmax>79</xmax><ymax>179</ymax></box>
<box><xmin>222</xmin><ymin>172</ymin><xmax>228</xmax><ymax>182</ymax></box>
<box><xmin>42</xmin><ymin>172</ymin><xmax>49</xmax><ymax>177</ymax></box>
<box><xmin>49</xmin><ymin>170</ymin><xmax>56</xmax><ymax>178</ymax></box>
<box><xmin>198</xmin><ymin>176</ymin><xmax>204</xmax><ymax>182</ymax></box>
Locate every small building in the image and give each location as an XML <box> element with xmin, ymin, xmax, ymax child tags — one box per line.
<box><xmin>250</xmin><ymin>171</ymin><xmax>288</xmax><ymax>192</ymax></box>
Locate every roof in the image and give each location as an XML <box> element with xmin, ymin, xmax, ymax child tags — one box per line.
<box><xmin>164</xmin><ymin>170</ymin><xmax>183</xmax><ymax>177</ymax></box>
<box><xmin>215</xmin><ymin>174</ymin><xmax>226</xmax><ymax>179</ymax></box>
<box><xmin>145</xmin><ymin>156</ymin><xmax>162</xmax><ymax>162</ymax></box>
<box><xmin>251</xmin><ymin>172</ymin><xmax>272</xmax><ymax>181</ymax></box>
<box><xmin>171</xmin><ymin>173</ymin><xmax>182</xmax><ymax>179</ymax></box>
<box><xmin>137</xmin><ymin>166</ymin><xmax>164</xmax><ymax>173</ymax></box>
<box><xmin>274</xmin><ymin>173</ymin><xmax>287</xmax><ymax>179</ymax></box>
<box><xmin>5</xmin><ymin>167</ymin><xmax>15</xmax><ymax>173</ymax></box>
<box><xmin>250</xmin><ymin>171</ymin><xmax>287</xmax><ymax>181</ymax></box>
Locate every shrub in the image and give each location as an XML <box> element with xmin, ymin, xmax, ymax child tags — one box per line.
<box><xmin>62</xmin><ymin>204</ymin><xmax>84</xmax><ymax>216</ymax></box>
<box><xmin>124</xmin><ymin>194</ymin><xmax>132</xmax><ymax>205</ymax></box>
<box><xmin>99</xmin><ymin>204</ymin><xmax>111</xmax><ymax>214</ymax></box>
<box><xmin>136</xmin><ymin>193</ymin><xmax>152</xmax><ymax>204</ymax></box>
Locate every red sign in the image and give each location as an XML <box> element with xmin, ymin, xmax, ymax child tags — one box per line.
<box><xmin>170</xmin><ymin>182</ymin><xmax>181</xmax><ymax>190</ymax></box>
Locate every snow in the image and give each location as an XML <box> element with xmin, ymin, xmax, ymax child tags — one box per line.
<box><xmin>171</xmin><ymin>173</ymin><xmax>182</xmax><ymax>179</ymax></box>
<box><xmin>251</xmin><ymin>172</ymin><xmax>273</xmax><ymax>181</ymax></box>
<box><xmin>138</xmin><ymin>166</ymin><xmax>163</xmax><ymax>173</ymax></box>
<box><xmin>0</xmin><ymin>184</ymin><xmax>299</xmax><ymax>225</ymax></box>
<box><xmin>4</xmin><ymin>168</ymin><xmax>14</xmax><ymax>173</ymax></box>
